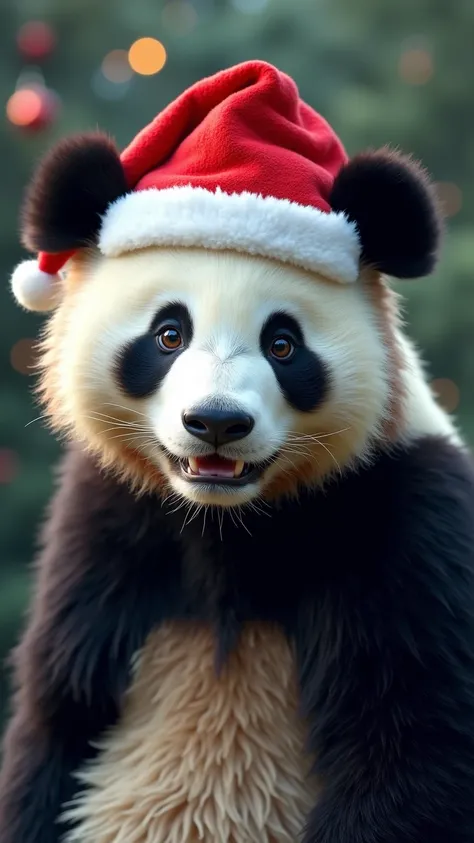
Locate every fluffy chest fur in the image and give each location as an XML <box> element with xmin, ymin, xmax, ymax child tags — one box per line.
<box><xmin>62</xmin><ymin>622</ymin><xmax>317</xmax><ymax>843</ymax></box>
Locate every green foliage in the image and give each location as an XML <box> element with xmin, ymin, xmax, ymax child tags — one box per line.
<box><xmin>1</xmin><ymin>0</ymin><xmax>473</xmax><ymax>729</ymax></box>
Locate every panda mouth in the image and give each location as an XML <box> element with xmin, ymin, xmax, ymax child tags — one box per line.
<box><xmin>179</xmin><ymin>455</ymin><xmax>263</xmax><ymax>486</ymax></box>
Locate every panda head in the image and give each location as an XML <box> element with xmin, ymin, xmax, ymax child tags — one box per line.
<box><xmin>11</xmin><ymin>126</ymin><xmax>444</xmax><ymax>509</ymax></box>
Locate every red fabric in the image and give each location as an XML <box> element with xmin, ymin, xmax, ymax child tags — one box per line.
<box><xmin>38</xmin><ymin>249</ymin><xmax>74</xmax><ymax>275</ymax></box>
<box><xmin>121</xmin><ymin>60</ymin><xmax>347</xmax><ymax>213</ymax></box>
<box><xmin>36</xmin><ymin>61</ymin><xmax>348</xmax><ymax>275</ymax></box>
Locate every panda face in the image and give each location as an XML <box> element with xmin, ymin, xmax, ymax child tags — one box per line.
<box><xmin>44</xmin><ymin>247</ymin><xmax>391</xmax><ymax>507</ymax></box>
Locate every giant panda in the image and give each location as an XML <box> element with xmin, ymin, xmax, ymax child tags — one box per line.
<box><xmin>2</xmin><ymin>59</ymin><xmax>474</xmax><ymax>843</ymax></box>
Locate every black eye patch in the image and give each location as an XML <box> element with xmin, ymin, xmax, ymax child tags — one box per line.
<box><xmin>260</xmin><ymin>311</ymin><xmax>329</xmax><ymax>412</ymax></box>
<box><xmin>115</xmin><ymin>302</ymin><xmax>193</xmax><ymax>398</ymax></box>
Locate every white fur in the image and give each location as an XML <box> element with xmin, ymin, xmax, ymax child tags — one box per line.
<box><xmin>98</xmin><ymin>186</ymin><xmax>361</xmax><ymax>285</ymax></box>
<box><xmin>10</xmin><ymin>260</ymin><xmax>61</xmax><ymax>313</ymax></box>
<box><xmin>48</xmin><ymin>248</ymin><xmax>461</xmax><ymax>508</ymax></box>
<box><xmin>396</xmin><ymin>329</ymin><xmax>464</xmax><ymax>448</ymax></box>
<box><xmin>54</xmin><ymin>249</ymin><xmax>389</xmax><ymax>506</ymax></box>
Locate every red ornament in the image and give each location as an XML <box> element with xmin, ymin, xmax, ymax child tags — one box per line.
<box><xmin>17</xmin><ymin>21</ymin><xmax>56</xmax><ymax>62</ymax></box>
<box><xmin>0</xmin><ymin>449</ymin><xmax>19</xmax><ymax>485</ymax></box>
<box><xmin>6</xmin><ymin>85</ymin><xmax>60</xmax><ymax>133</ymax></box>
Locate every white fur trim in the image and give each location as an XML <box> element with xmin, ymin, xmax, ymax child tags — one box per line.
<box><xmin>99</xmin><ymin>186</ymin><xmax>361</xmax><ymax>284</ymax></box>
<box><xmin>10</xmin><ymin>260</ymin><xmax>61</xmax><ymax>313</ymax></box>
<box><xmin>396</xmin><ymin>329</ymin><xmax>465</xmax><ymax>449</ymax></box>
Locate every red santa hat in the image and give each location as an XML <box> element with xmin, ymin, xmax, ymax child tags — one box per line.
<box><xmin>10</xmin><ymin>60</ymin><xmax>442</xmax><ymax>312</ymax></box>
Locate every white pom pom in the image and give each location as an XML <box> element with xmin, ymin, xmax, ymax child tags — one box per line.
<box><xmin>10</xmin><ymin>260</ymin><xmax>61</xmax><ymax>313</ymax></box>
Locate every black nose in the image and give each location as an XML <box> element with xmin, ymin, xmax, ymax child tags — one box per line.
<box><xmin>182</xmin><ymin>407</ymin><xmax>254</xmax><ymax>447</ymax></box>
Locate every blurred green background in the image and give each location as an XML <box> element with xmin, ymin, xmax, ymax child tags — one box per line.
<box><xmin>1</xmin><ymin>0</ymin><xmax>473</xmax><ymax>732</ymax></box>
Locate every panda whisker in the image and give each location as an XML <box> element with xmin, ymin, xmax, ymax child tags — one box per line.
<box><xmin>188</xmin><ymin>503</ymin><xmax>201</xmax><ymax>522</ymax></box>
<box><xmin>275</xmin><ymin>455</ymin><xmax>300</xmax><ymax>477</ymax></box>
<box><xmin>88</xmin><ymin>417</ymin><xmax>147</xmax><ymax>431</ymax></box>
<box><xmin>86</xmin><ymin>410</ymin><xmax>136</xmax><ymax>423</ymax></box>
<box><xmin>246</xmin><ymin>499</ymin><xmax>272</xmax><ymax>518</ymax></box>
<box><xmin>279</xmin><ymin>445</ymin><xmax>314</xmax><ymax>458</ymax></box>
<box><xmin>189</xmin><ymin>504</ymin><xmax>204</xmax><ymax>525</ymax></box>
<box><xmin>278</xmin><ymin>449</ymin><xmax>307</xmax><ymax>469</ymax></box>
<box><xmin>86</xmin><ymin>426</ymin><xmax>152</xmax><ymax>440</ymax></box>
<box><xmin>234</xmin><ymin>506</ymin><xmax>253</xmax><ymax>536</ymax></box>
<box><xmin>102</xmin><ymin>425</ymin><xmax>151</xmax><ymax>435</ymax></box>
<box><xmin>167</xmin><ymin>497</ymin><xmax>189</xmax><ymax>516</ymax></box>
<box><xmin>278</xmin><ymin>452</ymin><xmax>298</xmax><ymax>470</ymax></box>
<box><xmin>110</xmin><ymin>430</ymin><xmax>153</xmax><ymax>442</ymax></box>
<box><xmin>161</xmin><ymin>490</ymin><xmax>181</xmax><ymax>509</ymax></box>
<box><xmin>85</xmin><ymin>423</ymin><xmax>151</xmax><ymax>435</ymax></box>
<box><xmin>101</xmin><ymin>402</ymin><xmax>149</xmax><ymax>419</ymax></box>
<box><xmin>228</xmin><ymin>508</ymin><xmax>239</xmax><ymax>531</ymax></box>
<box><xmin>100</xmin><ymin>431</ymin><xmax>158</xmax><ymax>462</ymax></box>
<box><xmin>128</xmin><ymin>438</ymin><xmax>167</xmax><ymax>460</ymax></box>
<box><xmin>168</xmin><ymin>502</ymin><xmax>187</xmax><ymax>516</ymax></box>
<box><xmin>24</xmin><ymin>412</ymin><xmax>50</xmax><ymax>428</ymax></box>
<box><xmin>130</xmin><ymin>442</ymin><xmax>156</xmax><ymax>457</ymax></box>
<box><xmin>314</xmin><ymin>438</ymin><xmax>342</xmax><ymax>476</ymax></box>
<box><xmin>202</xmin><ymin>505</ymin><xmax>209</xmax><ymax>537</ymax></box>
<box><xmin>266</xmin><ymin>435</ymin><xmax>321</xmax><ymax>460</ymax></box>
<box><xmin>93</xmin><ymin>431</ymin><xmax>153</xmax><ymax>448</ymax></box>
<box><xmin>180</xmin><ymin>502</ymin><xmax>201</xmax><ymax>533</ymax></box>
<box><xmin>279</xmin><ymin>449</ymin><xmax>323</xmax><ymax>476</ymax></box>
<box><xmin>84</xmin><ymin>412</ymin><xmax>149</xmax><ymax>430</ymax></box>
<box><xmin>218</xmin><ymin>508</ymin><xmax>224</xmax><ymax>541</ymax></box>
<box><xmin>287</xmin><ymin>428</ymin><xmax>350</xmax><ymax>442</ymax></box>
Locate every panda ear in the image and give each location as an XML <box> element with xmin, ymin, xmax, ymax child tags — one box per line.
<box><xmin>329</xmin><ymin>147</ymin><xmax>444</xmax><ymax>279</ymax></box>
<box><xmin>21</xmin><ymin>131</ymin><xmax>128</xmax><ymax>253</ymax></box>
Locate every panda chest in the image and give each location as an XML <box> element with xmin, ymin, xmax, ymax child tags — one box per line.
<box><xmin>64</xmin><ymin>622</ymin><xmax>318</xmax><ymax>843</ymax></box>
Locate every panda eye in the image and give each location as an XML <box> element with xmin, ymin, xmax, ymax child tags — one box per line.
<box><xmin>269</xmin><ymin>336</ymin><xmax>295</xmax><ymax>361</ymax></box>
<box><xmin>156</xmin><ymin>325</ymin><xmax>183</xmax><ymax>353</ymax></box>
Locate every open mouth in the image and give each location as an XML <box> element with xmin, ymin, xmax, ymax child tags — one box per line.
<box><xmin>178</xmin><ymin>455</ymin><xmax>265</xmax><ymax>486</ymax></box>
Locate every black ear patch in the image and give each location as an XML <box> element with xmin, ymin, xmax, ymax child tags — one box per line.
<box><xmin>21</xmin><ymin>132</ymin><xmax>128</xmax><ymax>253</ymax></box>
<box><xmin>329</xmin><ymin>147</ymin><xmax>444</xmax><ymax>279</ymax></box>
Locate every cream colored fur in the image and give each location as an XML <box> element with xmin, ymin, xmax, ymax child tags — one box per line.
<box><xmin>36</xmin><ymin>248</ymin><xmax>463</xmax><ymax>843</ymax></box>
<box><xmin>38</xmin><ymin>247</ymin><xmax>461</xmax><ymax>506</ymax></box>
<box><xmin>62</xmin><ymin>623</ymin><xmax>317</xmax><ymax>843</ymax></box>
<box><xmin>396</xmin><ymin>328</ymin><xmax>462</xmax><ymax>448</ymax></box>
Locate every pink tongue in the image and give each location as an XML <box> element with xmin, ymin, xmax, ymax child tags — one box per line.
<box><xmin>195</xmin><ymin>456</ymin><xmax>236</xmax><ymax>478</ymax></box>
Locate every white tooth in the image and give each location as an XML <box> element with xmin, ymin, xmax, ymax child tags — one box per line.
<box><xmin>234</xmin><ymin>460</ymin><xmax>245</xmax><ymax>478</ymax></box>
<box><xmin>188</xmin><ymin>457</ymin><xmax>199</xmax><ymax>475</ymax></box>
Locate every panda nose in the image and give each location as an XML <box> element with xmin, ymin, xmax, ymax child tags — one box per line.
<box><xmin>181</xmin><ymin>408</ymin><xmax>255</xmax><ymax>447</ymax></box>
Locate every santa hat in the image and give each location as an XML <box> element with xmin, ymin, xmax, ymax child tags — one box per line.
<box><xmin>11</xmin><ymin>60</ymin><xmax>442</xmax><ymax>313</ymax></box>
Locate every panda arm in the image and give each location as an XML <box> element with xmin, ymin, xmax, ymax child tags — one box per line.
<box><xmin>296</xmin><ymin>436</ymin><xmax>474</xmax><ymax>843</ymax></box>
<box><xmin>0</xmin><ymin>448</ymin><xmax>180</xmax><ymax>843</ymax></box>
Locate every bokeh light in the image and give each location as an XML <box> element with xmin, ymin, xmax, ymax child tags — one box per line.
<box><xmin>0</xmin><ymin>450</ymin><xmax>19</xmax><ymax>485</ymax></box>
<box><xmin>128</xmin><ymin>38</ymin><xmax>167</xmax><ymax>76</ymax></box>
<box><xmin>162</xmin><ymin>1</ymin><xmax>198</xmax><ymax>35</ymax></box>
<box><xmin>10</xmin><ymin>339</ymin><xmax>38</xmax><ymax>376</ymax></box>
<box><xmin>16</xmin><ymin>21</ymin><xmax>55</xmax><ymax>61</ymax></box>
<box><xmin>102</xmin><ymin>50</ymin><xmax>133</xmax><ymax>83</ymax></box>
<box><xmin>92</xmin><ymin>72</ymin><xmax>131</xmax><ymax>101</ymax></box>
<box><xmin>6</xmin><ymin>88</ymin><xmax>43</xmax><ymax>127</ymax></box>
<box><xmin>435</xmin><ymin>182</ymin><xmax>463</xmax><ymax>218</ymax></box>
<box><xmin>15</xmin><ymin>67</ymin><xmax>46</xmax><ymax>90</ymax></box>
<box><xmin>6</xmin><ymin>85</ymin><xmax>59</xmax><ymax>131</ymax></box>
<box><xmin>431</xmin><ymin>378</ymin><xmax>460</xmax><ymax>413</ymax></box>
<box><xmin>399</xmin><ymin>48</ymin><xmax>433</xmax><ymax>85</ymax></box>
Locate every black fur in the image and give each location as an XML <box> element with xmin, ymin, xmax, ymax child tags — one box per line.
<box><xmin>21</xmin><ymin>132</ymin><xmax>128</xmax><ymax>253</ymax></box>
<box><xmin>260</xmin><ymin>311</ymin><xmax>329</xmax><ymax>412</ymax></box>
<box><xmin>330</xmin><ymin>147</ymin><xmax>444</xmax><ymax>279</ymax></box>
<box><xmin>2</xmin><ymin>435</ymin><xmax>474</xmax><ymax>842</ymax></box>
<box><xmin>116</xmin><ymin>302</ymin><xmax>193</xmax><ymax>398</ymax></box>
<box><xmin>0</xmin><ymin>452</ymin><xmax>185</xmax><ymax>842</ymax></box>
